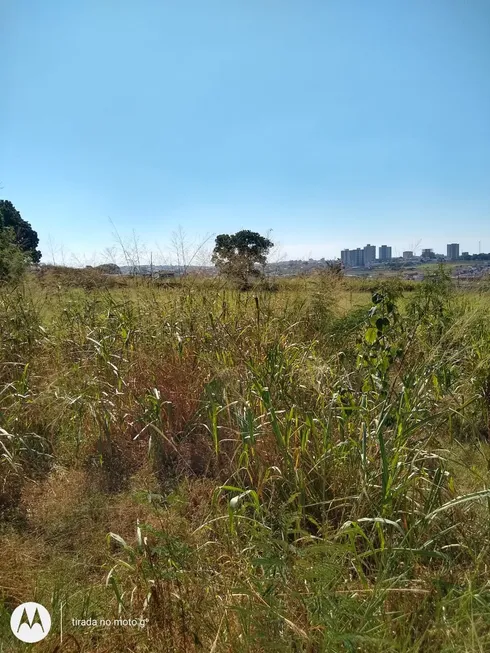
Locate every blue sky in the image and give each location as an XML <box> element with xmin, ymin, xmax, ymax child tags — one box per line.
<box><xmin>1</xmin><ymin>0</ymin><xmax>489</xmax><ymax>264</ymax></box>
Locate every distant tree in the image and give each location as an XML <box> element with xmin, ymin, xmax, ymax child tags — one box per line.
<box><xmin>94</xmin><ymin>263</ymin><xmax>122</xmax><ymax>274</ymax></box>
<box><xmin>211</xmin><ymin>230</ymin><xmax>274</xmax><ymax>284</ymax></box>
<box><xmin>0</xmin><ymin>200</ymin><xmax>41</xmax><ymax>263</ymax></box>
<box><xmin>326</xmin><ymin>260</ymin><xmax>343</xmax><ymax>276</ymax></box>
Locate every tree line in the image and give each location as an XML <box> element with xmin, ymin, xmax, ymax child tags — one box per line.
<box><xmin>0</xmin><ymin>198</ymin><xmax>276</xmax><ymax>285</ymax></box>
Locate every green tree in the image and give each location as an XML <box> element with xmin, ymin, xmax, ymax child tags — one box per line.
<box><xmin>0</xmin><ymin>199</ymin><xmax>41</xmax><ymax>263</ymax></box>
<box><xmin>0</xmin><ymin>226</ymin><xmax>30</xmax><ymax>282</ymax></box>
<box><xmin>211</xmin><ymin>230</ymin><xmax>273</xmax><ymax>284</ymax></box>
<box><xmin>94</xmin><ymin>263</ymin><xmax>122</xmax><ymax>274</ymax></box>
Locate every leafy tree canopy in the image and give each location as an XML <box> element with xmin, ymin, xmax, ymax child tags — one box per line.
<box><xmin>0</xmin><ymin>199</ymin><xmax>41</xmax><ymax>263</ymax></box>
<box><xmin>0</xmin><ymin>226</ymin><xmax>31</xmax><ymax>282</ymax></box>
<box><xmin>211</xmin><ymin>230</ymin><xmax>273</xmax><ymax>282</ymax></box>
<box><xmin>94</xmin><ymin>263</ymin><xmax>122</xmax><ymax>274</ymax></box>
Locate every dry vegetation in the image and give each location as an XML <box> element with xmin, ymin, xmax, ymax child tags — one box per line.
<box><xmin>1</xmin><ymin>268</ymin><xmax>490</xmax><ymax>651</ymax></box>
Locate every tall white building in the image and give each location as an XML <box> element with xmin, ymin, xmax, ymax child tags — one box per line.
<box><xmin>447</xmin><ymin>243</ymin><xmax>460</xmax><ymax>261</ymax></box>
<box><xmin>340</xmin><ymin>247</ymin><xmax>365</xmax><ymax>267</ymax></box>
<box><xmin>379</xmin><ymin>245</ymin><xmax>392</xmax><ymax>261</ymax></box>
<box><xmin>364</xmin><ymin>244</ymin><xmax>376</xmax><ymax>266</ymax></box>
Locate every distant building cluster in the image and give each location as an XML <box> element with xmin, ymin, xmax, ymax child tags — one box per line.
<box><xmin>340</xmin><ymin>244</ymin><xmax>379</xmax><ymax>268</ymax></box>
<box><xmin>340</xmin><ymin>243</ymin><xmax>462</xmax><ymax>268</ymax></box>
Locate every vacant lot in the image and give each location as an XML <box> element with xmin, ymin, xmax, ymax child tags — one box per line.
<box><xmin>1</xmin><ymin>269</ymin><xmax>490</xmax><ymax>652</ymax></box>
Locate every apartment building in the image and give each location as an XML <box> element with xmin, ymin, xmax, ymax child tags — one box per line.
<box><xmin>447</xmin><ymin>243</ymin><xmax>460</xmax><ymax>261</ymax></box>
<box><xmin>378</xmin><ymin>245</ymin><xmax>392</xmax><ymax>261</ymax></box>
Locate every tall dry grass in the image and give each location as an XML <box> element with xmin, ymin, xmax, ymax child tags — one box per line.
<box><xmin>1</xmin><ymin>268</ymin><xmax>490</xmax><ymax>651</ymax></box>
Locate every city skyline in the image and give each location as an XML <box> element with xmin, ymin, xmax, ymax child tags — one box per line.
<box><xmin>338</xmin><ymin>241</ymin><xmax>490</xmax><ymax>267</ymax></box>
<box><xmin>340</xmin><ymin>240</ymin><xmax>489</xmax><ymax>259</ymax></box>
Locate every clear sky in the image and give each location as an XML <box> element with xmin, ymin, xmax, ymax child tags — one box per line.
<box><xmin>1</xmin><ymin>0</ymin><xmax>489</xmax><ymax>264</ymax></box>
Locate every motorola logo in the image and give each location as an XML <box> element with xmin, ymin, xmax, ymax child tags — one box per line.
<box><xmin>10</xmin><ymin>602</ymin><xmax>51</xmax><ymax>643</ymax></box>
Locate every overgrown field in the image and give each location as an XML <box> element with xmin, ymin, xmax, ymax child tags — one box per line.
<box><xmin>1</xmin><ymin>270</ymin><xmax>490</xmax><ymax>652</ymax></box>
